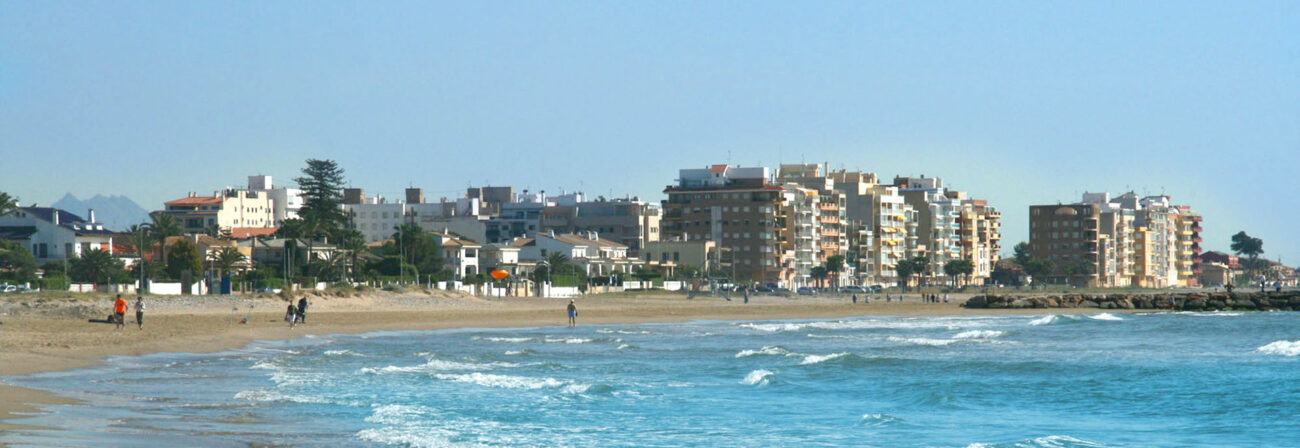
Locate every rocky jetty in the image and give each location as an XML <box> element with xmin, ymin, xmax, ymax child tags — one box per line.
<box><xmin>964</xmin><ymin>291</ymin><xmax>1300</xmax><ymax>311</ymax></box>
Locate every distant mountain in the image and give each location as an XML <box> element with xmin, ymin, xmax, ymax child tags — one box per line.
<box><xmin>51</xmin><ymin>193</ymin><xmax>151</xmax><ymax>232</ymax></box>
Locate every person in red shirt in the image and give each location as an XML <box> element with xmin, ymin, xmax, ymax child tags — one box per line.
<box><xmin>113</xmin><ymin>294</ymin><xmax>128</xmax><ymax>330</ymax></box>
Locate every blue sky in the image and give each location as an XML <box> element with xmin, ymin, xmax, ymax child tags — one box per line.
<box><xmin>2</xmin><ymin>1</ymin><xmax>1297</xmax><ymax>262</ymax></box>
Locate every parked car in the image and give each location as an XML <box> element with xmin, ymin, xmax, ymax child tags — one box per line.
<box><xmin>796</xmin><ymin>287</ymin><xmax>816</xmax><ymax>296</ymax></box>
<box><xmin>840</xmin><ymin>286</ymin><xmax>866</xmax><ymax>293</ymax></box>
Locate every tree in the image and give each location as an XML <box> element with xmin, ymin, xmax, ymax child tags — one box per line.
<box><xmin>69</xmin><ymin>249</ymin><xmax>128</xmax><ymax>285</ymax></box>
<box><xmin>1059</xmin><ymin>259</ymin><xmax>1096</xmax><ymax>287</ymax></box>
<box><xmin>0</xmin><ymin>239</ymin><xmax>37</xmax><ymax>283</ymax></box>
<box><xmin>338</xmin><ymin>229</ymin><xmax>367</xmax><ymax>281</ymax></box>
<box><xmin>294</xmin><ymin>159</ymin><xmax>348</xmax><ymax>239</ymax></box>
<box><xmin>150</xmin><ymin>213</ymin><xmax>182</xmax><ymax>274</ymax></box>
<box><xmin>944</xmin><ymin>259</ymin><xmax>975</xmax><ymax>287</ymax></box>
<box><xmin>1230</xmin><ymin>231</ymin><xmax>1264</xmax><ymax>281</ymax></box>
<box><xmin>809</xmin><ymin>265</ymin><xmax>829</xmax><ymax>288</ymax></box>
<box><xmin>825</xmin><ymin>255</ymin><xmax>845</xmax><ymax>288</ymax></box>
<box><xmin>211</xmin><ymin>247</ymin><xmax>246</xmax><ymax>281</ymax></box>
<box><xmin>1022</xmin><ymin>258</ymin><xmax>1054</xmax><ymax>289</ymax></box>
<box><xmin>0</xmin><ymin>191</ymin><xmax>19</xmax><ymax>217</ymax></box>
<box><xmin>633</xmin><ymin>268</ymin><xmax>661</xmax><ymax>282</ymax></box>
<box><xmin>166</xmin><ymin>238</ymin><xmax>203</xmax><ymax>281</ymax></box>
<box><xmin>895</xmin><ymin>256</ymin><xmax>927</xmax><ymax>291</ymax></box>
<box><xmin>1012</xmin><ymin>242</ymin><xmax>1032</xmax><ymax>268</ymax></box>
<box><xmin>390</xmin><ymin>224</ymin><xmax>442</xmax><ymax>277</ymax></box>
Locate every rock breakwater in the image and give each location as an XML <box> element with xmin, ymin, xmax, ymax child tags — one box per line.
<box><xmin>964</xmin><ymin>291</ymin><xmax>1300</xmax><ymax>311</ymax></box>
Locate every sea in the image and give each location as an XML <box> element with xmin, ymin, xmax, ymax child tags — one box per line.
<box><xmin>3</xmin><ymin>311</ymin><xmax>1298</xmax><ymax>448</ymax></box>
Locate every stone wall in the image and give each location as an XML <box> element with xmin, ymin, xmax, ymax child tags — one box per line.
<box><xmin>964</xmin><ymin>291</ymin><xmax>1300</xmax><ymax>311</ymax></box>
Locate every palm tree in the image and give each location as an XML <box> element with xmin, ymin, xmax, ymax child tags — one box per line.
<box><xmin>0</xmin><ymin>191</ymin><xmax>19</xmax><ymax>217</ymax></box>
<box><xmin>337</xmin><ymin>229</ymin><xmax>367</xmax><ymax>282</ymax></box>
<box><xmin>150</xmin><ymin>213</ymin><xmax>182</xmax><ymax>275</ymax></box>
<box><xmin>944</xmin><ymin>259</ymin><xmax>975</xmax><ymax>287</ymax></box>
<box><xmin>70</xmin><ymin>248</ymin><xmax>121</xmax><ymax>286</ymax></box>
<box><xmin>825</xmin><ymin>255</ymin><xmax>845</xmax><ymax>289</ymax></box>
<box><xmin>209</xmin><ymin>247</ymin><xmax>246</xmax><ymax>294</ymax></box>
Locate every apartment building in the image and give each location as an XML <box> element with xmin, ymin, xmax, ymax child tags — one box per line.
<box><xmin>540</xmin><ymin>197</ymin><xmax>661</xmax><ymax>257</ymax></box>
<box><xmin>828</xmin><ymin>170</ymin><xmax>910</xmax><ymax>287</ymax></box>
<box><xmin>1031</xmin><ymin>192</ymin><xmax>1200</xmax><ymax>288</ymax></box>
<box><xmin>661</xmin><ymin>165</ymin><xmax>789</xmax><ymax>285</ymax></box>
<box><xmin>894</xmin><ymin>176</ymin><xmax>1000</xmax><ymax>285</ymax></box>
<box><xmin>0</xmin><ymin>207</ymin><xmax>115</xmax><ymax>264</ymax></box>
<box><xmin>776</xmin><ymin>164</ymin><xmax>849</xmax><ymax>286</ymax></box>
<box><xmin>246</xmin><ymin>175</ymin><xmax>303</xmax><ymax>226</ymax></box>
<box><xmin>162</xmin><ymin>189</ymin><xmax>275</xmax><ymax>235</ymax></box>
<box><xmin>1028</xmin><ymin>203</ymin><xmax>1102</xmax><ymax>286</ymax></box>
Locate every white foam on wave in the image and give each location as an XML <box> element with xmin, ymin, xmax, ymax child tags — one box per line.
<box><xmin>433</xmin><ymin>372</ymin><xmax>573</xmax><ymax>390</ymax></box>
<box><xmin>1256</xmin><ymin>340</ymin><xmax>1300</xmax><ymax>357</ymax></box>
<box><xmin>740</xmin><ymin>369</ymin><xmax>774</xmax><ymax>386</ymax></box>
<box><xmin>735</xmin><ymin>345</ymin><xmax>796</xmax><ymax>358</ymax></box>
<box><xmin>887</xmin><ymin>336</ymin><xmax>958</xmax><ymax>346</ymax></box>
<box><xmin>617</xmin><ymin>344</ymin><xmax>636</xmax><ymax>350</ymax></box>
<box><xmin>858</xmin><ymin>413</ymin><xmax>899</xmax><ymax>426</ymax></box>
<box><xmin>1181</xmin><ymin>311</ymin><xmax>1244</xmax><ymax>317</ymax></box>
<box><xmin>356</xmin><ymin>427</ymin><xmax>488</xmax><ymax>448</ymax></box>
<box><xmin>475</xmin><ymin>336</ymin><xmax>535</xmax><ymax>343</ymax></box>
<box><xmin>235</xmin><ymin>388</ymin><xmax>331</xmax><ymax>405</ymax></box>
<box><xmin>323</xmin><ymin>349</ymin><xmax>363</xmax><ymax>357</ymax></box>
<box><xmin>503</xmin><ymin>350</ymin><xmax>531</xmax><ymax>356</ymax></box>
<box><xmin>800</xmin><ymin>353</ymin><xmax>852</xmax><ymax>365</ymax></box>
<box><xmin>965</xmin><ymin>434</ymin><xmax>1112</xmax><ymax>448</ymax></box>
<box><xmin>1088</xmin><ymin>313</ymin><xmax>1124</xmax><ymax>321</ymax></box>
<box><xmin>543</xmin><ymin>337</ymin><xmax>610</xmax><ymax>344</ymax></box>
<box><xmin>953</xmin><ymin>330</ymin><xmax>1006</xmax><ymax>339</ymax></box>
<box><xmin>360</xmin><ymin>359</ymin><xmax>516</xmax><ymax>375</ymax></box>
<box><xmin>742</xmin><ymin>317</ymin><xmax>996</xmax><ymax>333</ymax></box>
<box><xmin>1028</xmin><ymin>315</ymin><xmax>1058</xmax><ymax>326</ymax></box>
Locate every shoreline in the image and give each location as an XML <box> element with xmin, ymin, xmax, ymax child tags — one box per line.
<box><xmin>0</xmin><ymin>292</ymin><xmax>1135</xmax><ymax>432</ymax></box>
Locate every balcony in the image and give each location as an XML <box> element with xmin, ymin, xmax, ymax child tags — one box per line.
<box><xmin>1191</xmin><ymin>226</ymin><xmax>1202</xmax><ymax>232</ymax></box>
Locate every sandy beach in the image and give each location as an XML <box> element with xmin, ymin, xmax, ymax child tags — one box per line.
<box><xmin>1</xmin><ymin>290</ymin><xmax>1106</xmax><ymax>431</ymax></box>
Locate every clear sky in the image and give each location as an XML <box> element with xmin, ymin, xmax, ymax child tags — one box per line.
<box><xmin>2</xmin><ymin>1</ymin><xmax>1297</xmax><ymax>262</ymax></box>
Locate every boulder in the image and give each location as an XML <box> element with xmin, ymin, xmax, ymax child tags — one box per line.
<box><xmin>1079</xmin><ymin>300</ymin><xmax>1099</xmax><ymax>308</ymax></box>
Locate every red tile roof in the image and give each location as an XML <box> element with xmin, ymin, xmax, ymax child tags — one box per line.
<box><xmin>229</xmin><ymin>227</ymin><xmax>279</xmax><ymax>239</ymax></box>
<box><xmin>709</xmin><ymin>164</ymin><xmax>728</xmax><ymax>173</ymax></box>
<box><xmin>165</xmin><ymin>196</ymin><xmax>222</xmax><ymax>205</ymax></box>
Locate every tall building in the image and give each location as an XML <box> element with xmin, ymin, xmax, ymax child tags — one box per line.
<box><xmin>828</xmin><ymin>170</ymin><xmax>911</xmax><ymax>287</ymax></box>
<box><xmin>1031</xmin><ymin>192</ymin><xmax>1200</xmax><ymax>287</ymax></box>
<box><xmin>894</xmin><ymin>176</ymin><xmax>1000</xmax><ymax>285</ymax></box>
<box><xmin>1028</xmin><ymin>203</ymin><xmax>1103</xmax><ymax>286</ymax></box>
<box><xmin>661</xmin><ymin>165</ymin><xmax>788</xmax><ymax>284</ymax></box>
<box><xmin>776</xmin><ymin>164</ymin><xmax>849</xmax><ymax>286</ymax></box>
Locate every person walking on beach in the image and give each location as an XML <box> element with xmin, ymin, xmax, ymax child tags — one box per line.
<box><xmin>113</xmin><ymin>294</ymin><xmax>128</xmax><ymax>330</ymax></box>
<box><xmin>296</xmin><ymin>297</ymin><xmax>308</xmax><ymax>324</ymax></box>
<box><xmin>566</xmin><ymin>300</ymin><xmax>578</xmax><ymax>327</ymax></box>
<box><xmin>743</xmin><ymin>287</ymin><xmax>749</xmax><ymax>304</ymax></box>
<box><xmin>285</xmin><ymin>303</ymin><xmax>298</xmax><ymax>329</ymax></box>
<box><xmin>134</xmin><ymin>297</ymin><xmax>145</xmax><ymax>330</ymax></box>
<box><xmin>852</xmin><ymin>294</ymin><xmax>857</xmax><ymax>304</ymax></box>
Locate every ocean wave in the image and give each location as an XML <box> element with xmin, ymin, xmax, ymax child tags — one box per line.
<box><xmin>356</xmin><ymin>427</ymin><xmax>489</xmax><ymax>448</ymax></box>
<box><xmin>360</xmin><ymin>359</ymin><xmax>517</xmax><ymax>375</ymax></box>
<box><xmin>800</xmin><ymin>353</ymin><xmax>854</xmax><ymax>365</ymax></box>
<box><xmin>542</xmin><ymin>337</ymin><xmax>620</xmax><ymax>344</ymax></box>
<box><xmin>1087</xmin><ymin>313</ymin><xmax>1124</xmax><ymax>321</ymax></box>
<box><xmin>741</xmin><ymin>318</ymin><xmax>995</xmax><ymax>333</ymax></box>
<box><xmin>953</xmin><ymin>330</ymin><xmax>1006</xmax><ymax>339</ymax></box>
<box><xmin>740</xmin><ymin>369</ymin><xmax>774</xmax><ymax>386</ymax></box>
<box><xmin>966</xmin><ymin>434</ymin><xmax>1113</xmax><ymax>448</ymax></box>
<box><xmin>617</xmin><ymin>344</ymin><xmax>637</xmax><ymax>350</ymax></box>
<box><xmin>503</xmin><ymin>349</ymin><xmax>535</xmax><ymax>356</ymax></box>
<box><xmin>474</xmin><ymin>336</ymin><xmax>536</xmax><ymax>343</ymax></box>
<box><xmin>735</xmin><ymin>345</ymin><xmax>796</xmax><ymax>358</ymax></box>
<box><xmin>887</xmin><ymin>336</ymin><xmax>958</xmax><ymax>347</ymax></box>
<box><xmin>1256</xmin><ymin>340</ymin><xmax>1300</xmax><ymax>357</ymax></box>
<box><xmin>323</xmin><ymin>349</ymin><xmax>364</xmax><ymax>357</ymax></box>
<box><xmin>234</xmin><ymin>388</ymin><xmax>331</xmax><ymax>405</ymax></box>
<box><xmin>1180</xmin><ymin>311</ymin><xmax>1244</xmax><ymax>317</ymax></box>
<box><xmin>433</xmin><ymin>372</ymin><xmax>573</xmax><ymax>390</ymax></box>
<box><xmin>1028</xmin><ymin>315</ymin><xmax>1058</xmax><ymax>326</ymax></box>
<box><xmin>858</xmin><ymin>413</ymin><xmax>900</xmax><ymax>427</ymax></box>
